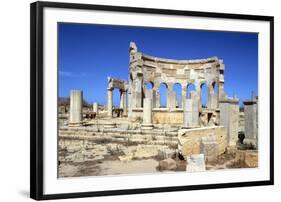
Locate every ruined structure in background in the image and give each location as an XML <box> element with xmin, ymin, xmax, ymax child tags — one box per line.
<box><xmin>128</xmin><ymin>42</ymin><xmax>225</xmax><ymax>121</ymax></box>
<box><xmin>107</xmin><ymin>77</ymin><xmax>128</xmax><ymax>117</ymax></box>
<box><xmin>126</xmin><ymin>42</ymin><xmax>239</xmax><ymax>147</ymax></box>
<box><xmin>59</xmin><ymin>42</ymin><xmax>258</xmax><ymax>177</ymax></box>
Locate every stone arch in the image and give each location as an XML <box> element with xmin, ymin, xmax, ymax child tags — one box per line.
<box><xmin>173</xmin><ymin>83</ymin><xmax>182</xmax><ymax>108</ymax></box>
<box><xmin>112</xmin><ymin>88</ymin><xmax>121</xmax><ymax>108</ymax></box>
<box><xmin>186</xmin><ymin>83</ymin><xmax>196</xmax><ymax>99</ymax></box>
<box><xmin>200</xmin><ymin>82</ymin><xmax>208</xmax><ymax>108</ymax></box>
<box><xmin>159</xmin><ymin>82</ymin><xmax>168</xmax><ymax>108</ymax></box>
<box><xmin>145</xmin><ymin>81</ymin><xmax>154</xmax><ymax>90</ymax></box>
<box><xmin>107</xmin><ymin>77</ymin><xmax>127</xmax><ymax>117</ymax></box>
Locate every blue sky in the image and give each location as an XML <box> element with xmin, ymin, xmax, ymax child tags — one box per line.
<box><xmin>58</xmin><ymin>23</ymin><xmax>258</xmax><ymax>106</ymax></box>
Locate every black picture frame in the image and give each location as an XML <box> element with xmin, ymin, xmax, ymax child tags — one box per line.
<box><xmin>30</xmin><ymin>1</ymin><xmax>274</xmax><ymax>200</ymax></box>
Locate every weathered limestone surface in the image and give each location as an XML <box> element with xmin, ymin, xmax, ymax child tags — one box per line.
<box><xmin>186</xmin><ymin>154</ymin><xmax>206</xmax><ymax>172</ymax></box>
<box><xmin>200</xmin><ymin>135</ymin><xmax>218</xmax><ymax>162</ymax></box>
<box><xmin>153</xmin><ymin>109</ymin><xmax>183</xmax><ymax>124</ymax></box>
<box><xmin>107</xmin><ymin>88</ymin><xmax>113</xmax><ymax>117</ymax></box>
<box><xmin>129</xmin><ymin>109</ymin><xmax>184</xmax><ymax>125</ymax></box>
<box><xmin>178</xmin><ymin>126</ymin><xmax>227</xmax><ymax>157</ymax></box>
<box><xmin>219</xmin><ymin>99</ymin><xmax>239</xmax><ymax>147</ymax></box>
<box><xmin>183</xmin><ymin>99</ymin><xmax>193</xmax><ymax>128</ymax></box>
<box><xmin>183</xmin><ymin>98</ymin><xmax>199</xmax><ymax>128</ymax></box>
<box><xmin>243</xmin><ymin>98</ymin><xmax>258</xmax><ymax>147</ymax></box>
<box><xmin>235</xmin><ymin>150</ymin><xmax>258</xmax><ymax>168</ymax></box>
<box><xmin>142</xmin><ymin>98</ymin><xmax>153</xmax><ymax>129</ymax></box>
<box><xmin>167</xmin><ymin>91</ymin><xmax>176</xmax><ymax>109</ymax></box>
<box><xmin>69</xmin><ymin>90</ymin><xmax>83</xmax><ymax>125</ymax></box>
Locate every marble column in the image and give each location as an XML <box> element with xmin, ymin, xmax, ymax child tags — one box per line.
<box><xmin>183</xmin><ymin>99</ymin><xmax>193</xmax><ymax>128</ymax></box>
<box><xmin>168</xmin><ymin>91</ymin><xmax>176</xmax><ymax>109</ymax></box>
<box><xmin>167</xmin><ymin>85</ymin><xmax>174</xmax><ymax>109</ymax></box>
<box><xmin>219</xmin><ymin>99</ymin><xmax>239</xmax><ymax>147</ymax></box>
<box><xmin>142</xmin><ymin>98</ymin><xmax>153</xmax><ymax>129</ymax></box>
<box><xmin>183</xmin><ymin>97</ymin><xmax>199</xmax><ymax>128</ymax></box>
<box><xmin>243</xmin><ymin>99</ymin><xmax>258</xmax><ymax>148</ymax></box>
<box><xmin>120</xmin><ymin>90</ymin><xmax>127</xmax><ymax>116</ymax></box>
<box><xmin>69</xmin><ymin>90</ymin><xmax>83</xmax><ymax>126</ymax></box>
<box><xmin>182</xmin><ymin>85</ymin><xmax>187</xmax><ymax>109</ymax></box>
<box><xmin>156</xmin><ymin>89</ymin><xmax>160</xmax><ymax>108</ymax></box>
<box><xmin>107</xmin><ymin>88</ymin><xmax>113</xmax><ymax>117</ymax></box>
<box><xmin>196</xmin><ymin>83</ymin><xmax>202</xmax><ymax>111</ymax></box>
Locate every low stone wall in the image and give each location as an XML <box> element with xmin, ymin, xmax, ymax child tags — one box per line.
<box><xmin>178</xmin><ymin>126</ymin><xmax>227</xmax><ymax>156</ymax></box>
<box><xmin>59</xmin><ymin>126</ymin><xmax>179</xmax><ymax>148</ymax></box>
<box><xmin>131</xmin><ymin>108</ymin><xmax>183</xmax><ymax>124</ymax></box>
<box><xmin>153</xmin><ymin>109</ymin><xmax>183</xmax><ymax>124</ymax></box>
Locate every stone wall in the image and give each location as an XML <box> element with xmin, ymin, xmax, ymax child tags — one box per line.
<box><xmin>153</xmin><ymin>109</ymin><xmax>183</xmax><ymax>124</ymax></box>
<box><xmin>129</xmin><ymin>108</ymin><xmax>184</xmax><ymax>124</ymax></box>
<box><xmin>178</xmin><ymin>126</ymin><xmax>227</xmax><ymax>156</ymax></box>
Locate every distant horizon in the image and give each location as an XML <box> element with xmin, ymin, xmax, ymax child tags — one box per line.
<box><xmin>58</xmin><ymin>23</ymin><xmax>258</xmax><ymax>107</ymax></box>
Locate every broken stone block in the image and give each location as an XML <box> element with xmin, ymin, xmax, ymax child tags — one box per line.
<box><xmin>186</xmin><ymin>154</ymin><xmax>206</xmax><ymax>172</ymax></box>
<box><xmin>158</xmin><ymin>148</ymin><xmax>176</xmax><ymax>160</ymax></box>
<box><xmin>200</xmin><ymin>135</ymin><xmax>218</xmax><ymax>162</ymax></box>
<box><xmin>159</xmin><ymin>158</ymin><xmax>177</xmax><ymax>171</ymax></box>
<box><xmin>118</xmin><ymin>153</ymin><xmax>133</xmax><ymax>162</ymax></box>
<box><xmin>235</xmin><ymin>150</ymin><xmax>258</xmax><ymax>168</ymax></box>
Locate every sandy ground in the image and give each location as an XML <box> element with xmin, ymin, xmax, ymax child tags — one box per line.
<box><xmin>59</xmin><ymin>159</ymin><xmax>159</xmax><ymax>177</ymax></box>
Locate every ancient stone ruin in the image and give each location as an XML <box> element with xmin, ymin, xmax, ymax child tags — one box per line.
<box><xmin>58</xmin><ymin>42</ymin><xmax>258</xmax><ymax>177</ymax></box>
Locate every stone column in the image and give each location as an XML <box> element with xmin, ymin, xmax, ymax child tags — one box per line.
<box><xmin>69</xmin><ymin>90</ymin><xmax>83</xmax><ymax>126</ymax></box>
<box><xmin>218</xmin><ymin>81</ymin><xmax>225</xmax><ymax>100</ymax></box>
<box><xmin>120</xmin><ymin>90</ymin><xmax>124</xmax><ymax>108</ymax></box>
<box><xmin>243</xmin><ymin>99</ymin><xmax>258</xmax><ymax>147</ymax></box>
<box><xmin>183</xmin><ymin>99</ymin><xmax>193</xmax><ymax>128</ymax></box>
<box><xmin>120</xmin><ymin>90</ymin><xmax>127</xmax><ymax>116</ymax></box>
<box><xmin>196</xmin><ymin>83</ymin><xmax>202</xmax><ymax>111</ymax></box>
<box><xmin>142</xmin><ymin>98</ymin><xmax>153</xmax><ymax>129</ymax></box>
<box><xmin>93</xmin><ymin>102</ymin><xmax>98</xmax><ymax>114</ymax></box>
<box><xmin>183</xmin><ymin>97</ymin><xmax>199</xmax><ymax>128</ymax></box>
<box><xmin>219</xmin><ymin>99</ymin><xmax>239</xmax><ymax>147</ymax></box>
<box><xmin>156</xmin><ymin>89</ymin><xmax>160</xmax><ymax>108</ymax></box>
<box><xmin>207</xmin><ymin>84</ymin><xmax>212</xmax><ymax>109</ymax></box>
<box><xmin>167</xmin><ymin>84</ymin><xmax>174</xmax><ymax>109</ymax></box>
<box><xmin>107</xmin><ymin>88</ymin><xmax>113</xmax><ymax>117</ymax></box>
<box><xmin>168</xmin><ymin>91</ymin><xmax>176</xmax><ymax>109</ymax></box>
<box><xmin>182</xmin><ymin>85</ymin><xmax>187</xmax><ymax>109</ymax></box>
<box><xmin>192</xmin><ymin>97</ymin><xmax>199</xmax><ymax>127</ymax></box>
<box><xmin>135</xmin><ymin>78</ymin><xmax>142</xmax><ymax>108</ymax></box>
<box><xmin>145</xmin><ymin>89</ymin><xmax>153</xmax><ymax>99</ymax></box>
<box><xmin>152</xmin><ymin>89</ymin><xmax>157</xmax><ymax>108</ymax></box>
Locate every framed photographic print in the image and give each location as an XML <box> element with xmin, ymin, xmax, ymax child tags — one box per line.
<box><xmin>30</xmin><ymin>1</ymin><xmax>274</xmax><ymax>200</ymax></box>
